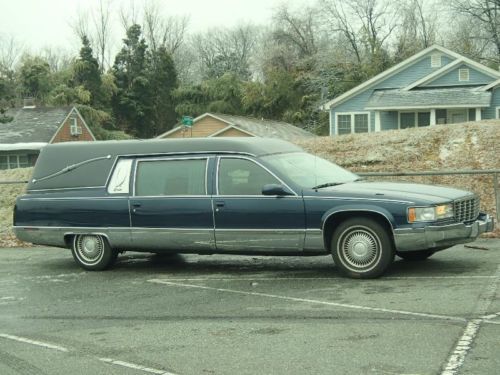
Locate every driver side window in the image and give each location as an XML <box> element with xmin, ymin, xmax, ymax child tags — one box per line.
<box><xmin>218</xmin><ymin>158</ymin><xmax>279</xmax><ymax>195</ymax></box>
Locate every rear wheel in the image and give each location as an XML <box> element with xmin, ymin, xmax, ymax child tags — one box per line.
<box><xmin>331</xmin><ymin>218</ymin><xmax>394</xmax><ymax>279</ymax></box>
<box><xmin>71</xmin><ymin>234</ymin><xmax>116</xmax><ymax>271</ymax></box>
<box><xmin>396</xmin><ymin>250</ymin><xmax>435</xmax><ymax>261</ymax></box>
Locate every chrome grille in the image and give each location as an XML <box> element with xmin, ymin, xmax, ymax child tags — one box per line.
<box><xmin>454</xmin><ymin>196</ymin><xmax>480</xmax><ymax>223</ymax></box>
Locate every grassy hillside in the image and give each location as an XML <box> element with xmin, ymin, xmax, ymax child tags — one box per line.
<box><xmin>1</xmin><ymin>120</ymin><xmax>498</xmax><ymax>247</ymax></box>
<box><xmin>0</xmin><ymin>168</ymin><xmax>32</xmax><ymax>247</ymax></box>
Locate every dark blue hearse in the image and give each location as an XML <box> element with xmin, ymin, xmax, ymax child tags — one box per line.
<box><xmin>13</xmin><ymin>138</ymin><xmax>494</xmax><ymax>278</ymax></box>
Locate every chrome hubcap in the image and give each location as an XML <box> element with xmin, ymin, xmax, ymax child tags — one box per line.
<box><xmin>341</xmin><ymin>229</ymin><xmax>379</xmax><ymax>268</ymax></box>
<box><xmin>76</xmin><ymin>235</ymin><xmax>104</xmax><ymax>263</ymax></box>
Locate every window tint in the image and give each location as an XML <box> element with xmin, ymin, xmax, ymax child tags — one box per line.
<box><xmin>135</xmin><ymin>159</ymin><xmax>206</xmax><ymax>196</ymax></box>
<box><xmin>218</xmin><ymin>158</ymin><xmax>279</xmax><ymax>195</ymax></box>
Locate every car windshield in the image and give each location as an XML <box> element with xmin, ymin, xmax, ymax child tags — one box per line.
<box><xmin>261</xmin><ymin>152</ymin><xmax>359</xmax><ymax>189</ymax></box>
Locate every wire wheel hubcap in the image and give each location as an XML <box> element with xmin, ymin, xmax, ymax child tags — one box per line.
<box><xmin>341</xmin><ymin>228</ymin><xmax>380</xmax><ymax>269</ymax></box>
<box><xmin>76</xmin><ymin>235</ymin><xmax>104</xmax><ymax>263</ymax></box>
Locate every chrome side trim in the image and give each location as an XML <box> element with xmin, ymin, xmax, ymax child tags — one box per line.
<box><xmin>13</xmin><ymin>226</ymin><xmax>132</xmax><ymax>248</ymax></box>
<box><xmin>28</xmin><ymin>186</ymin><xmax>106</xmax><ymax>192</ymax></box>
<box><xmin>20</xmin><ymin>196</ymin><xmax>129</xmax><ymax>201</ymax></box>
<box><xmin>215</xmin><ymin>155</ymin><xmax>298</xmax><ymax>197</ymax></box>
<box><xmin>303</xmin><ymin>229</ymin><xmax>325</xmax><ymax>252</ymax></box>
<box><xmin>214</xmin><ymin>229</ymin><xmax>303</xmax><ymax>252</ymax></box>
<box><xmin>303</xmin><ymin>196</ymin><xmax>414</xmax><ymax>205</ymax></box>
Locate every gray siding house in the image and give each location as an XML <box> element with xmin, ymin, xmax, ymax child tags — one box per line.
<box><xmin>323</xmin><ymin>45</ymin><xmax>500</xmax><ymax>136</ymax></box>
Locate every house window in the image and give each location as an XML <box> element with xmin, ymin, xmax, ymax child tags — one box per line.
<box><xmin>337</xmin><ymin>114</ymin><xmax>352</xmax><ymax>135</ymax></box>
<box><xmin>459</xmin><ymin>68</ymin><xmax>469</xmax><ymax>82</ymax></box>
<box><xmin>0</xmin><ymin>154</ymin><xmax>30</xmax><ymax>170</ymax></box>
<box><xmin>399</xmin><ymin>111</ymin><xmax>431</xmax><ymax>129</ymax></box>
<box><xmin>336</xmin><ymin>113</ymin><xmax>370</xmax><ymax>135</ymax></box>
<box><xmin>400</xmin><ymin>112</ymin><xmax>415</xmax><ymax>129</ymax></box>
<box><xmin>417</xmin><ymin>112</ymin><xmax>431</xmax><ymax>127</ymax></box>
<box><xmin>431</xmin><ymin>54</ymin><xmax>442</xmax><ymax>68</ymax></box>
<box><xmin>70</xmin><ymin>117</ymin><xmax>82</xmax><ymax>136</ymax></box>
<box><xmin>354</xmin><ymin>114</ymin><xmax>369</xmax><ymax>133</ymax></box>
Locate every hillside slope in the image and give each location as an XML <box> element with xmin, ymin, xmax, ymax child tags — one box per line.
<box><xmin>1</xmin><ymin>121</ymin><xmax>499</xmax><ymax>247</ymax></box>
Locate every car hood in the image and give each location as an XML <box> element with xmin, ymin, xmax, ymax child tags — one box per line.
<box><xmin>307</xmin><ymin>181</ymin><xmax>474</xmax><ymax>204</ymax></box>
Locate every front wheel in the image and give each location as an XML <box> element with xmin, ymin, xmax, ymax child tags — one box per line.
<box><xmin>71</xmin><ymin>234</ymin><xmax>116</xmax><ymax>271</ymax></box>
<box><xmin>331</xmin><ymin>218</ymin><xmax>394</xmax><ymax>279</ymax></box>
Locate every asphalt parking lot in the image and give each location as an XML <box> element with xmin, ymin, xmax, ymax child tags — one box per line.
<box><xmin>0</xmin><ymin>240</ymin><xmax>499</xmax><ymax>375</ymax></box>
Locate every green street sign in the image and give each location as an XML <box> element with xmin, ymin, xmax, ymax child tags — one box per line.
<box><xmin>182</xmin><ymin>116</ymin><xmax>194</xmax><ymax>127</ymax></box>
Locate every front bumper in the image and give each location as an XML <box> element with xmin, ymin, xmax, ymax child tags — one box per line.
<box><xmin>394</xmin><ymin>213</ymin><xmax>495</xmax><ymax>252</ymax></box>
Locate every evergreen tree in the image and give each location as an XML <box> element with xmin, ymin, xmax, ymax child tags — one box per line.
<box><xmin>148</xmin><ymin>46</ymin><xmax>178</xmax><ymax>136</ymax></box>
<box><xmin>74</xmin><ymin>35</ymin><xmax>103</xmax><ymax>106</ymax></box>
<box><xmin>112</xmin><ymin>24</ymin><xmax>152</xmax><ymax>137</ymax></box>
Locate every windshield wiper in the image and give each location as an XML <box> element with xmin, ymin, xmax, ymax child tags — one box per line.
<box><xmin>312</xmin><ymin>182</ymin><xmax>345</xmax><ymax>190</ymax></box>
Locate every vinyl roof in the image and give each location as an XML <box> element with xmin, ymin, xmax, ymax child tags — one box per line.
<box><xmin>28</xmin><ymin>137</ymin><xmax>303</xmax><ymax>191</ymax></box>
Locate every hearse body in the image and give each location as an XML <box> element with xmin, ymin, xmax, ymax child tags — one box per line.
<box><xmin>13</xmin><ymin>138</ymin><xmax>494</xmax><ymax>278</ymax></box>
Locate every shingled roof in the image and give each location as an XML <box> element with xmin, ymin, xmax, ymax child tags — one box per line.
<box><xmin>210</xmin><ymin>113</ymin><xmax>315</xmax><ymax>140</ymax></box>
<box><xmin>365</xmin><ymin>88</ymin><xmax>492</xmax><ymax>110</ymax></box>
<box><xmin>158</xmin><ymin>112</ymin><xmax>315</xmax><ymax>141</ymax></box>
<box><xmin>0</xmin><ymin>107</ymin><xmax>71</xmax><ymax>144</ymax></box>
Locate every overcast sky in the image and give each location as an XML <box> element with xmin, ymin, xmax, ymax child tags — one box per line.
<box><xmin>0</xmin><ymin>0</ymin><xmax>312</xmax><ymax>55</ymax></box>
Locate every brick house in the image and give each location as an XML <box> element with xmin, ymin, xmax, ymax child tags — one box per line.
<box><xmin>0</xmin><ymin>106</ymin><xmax>95</xmax><ymax>169</ymax></box>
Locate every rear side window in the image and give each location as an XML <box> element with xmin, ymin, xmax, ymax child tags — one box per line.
<box><xmin>135</xmin><ymin>159</ymin><xmax>207</xmax><ymax>196</ymax></box>
<box><xmin>107</xmin><ymin>159</ymin><xmax>133</xmax><ymax>194</ymax></box>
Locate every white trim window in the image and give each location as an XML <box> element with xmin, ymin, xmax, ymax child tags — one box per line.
<box><xmin>431</xmin><ymin>54</ymin><xmax>442</xmax><ymax>68</ymax></box>
<box><xmin>70</xmin><ymin>117</ymin><xmax>82</xmax><ymax>136</ymax></box>
<box><xmin>336</xmin><ymin>112</ymin><xmax>370</xmax><ymax>135</ymax></box>
<box><xmin>459</xmin><ymin>68</ymin><xmax>470</xmax><ymax>82</ymax></box>
<box><xmin>398</xmin><ymin>111</ymin><xmax>431</xmax><ymax>129</ymax></box>
<box><xmin>0</xmin><ymin>154</ymin><xmax>30</xmax><ymax>169</ymax></box>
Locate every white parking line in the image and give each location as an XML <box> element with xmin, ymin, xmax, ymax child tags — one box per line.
<box><xmin>148</xmin><ymin>279</ymin><xmax>466</xmax><ymax>322</ymax></box>
<box><xmin>441</xmin><ymin>265</ymin><xmax>500</xmax><ymax>375</ymax></box>
<box><xmin>99</xmin><ymin>358</ymin><xmax>178</xmax><ymax>375</ymax></box>
<box><xmin>149</xmin><ymin>275</ymin><xmax>495</xmax><ymax>282</ymax></box>
<box><xmin>0</xmin><ymin>333</ymin><xmax>69</xmax><ymax>352</ymax></box>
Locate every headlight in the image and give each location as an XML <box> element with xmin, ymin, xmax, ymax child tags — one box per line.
<box><xmin>408</xmin><ymin>204</ymin><xmax>454</xmax><ymax>223</ymax></box>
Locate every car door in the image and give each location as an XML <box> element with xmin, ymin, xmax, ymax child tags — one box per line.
<box><xmin>129</xmin><ymin>156</ymin><xmax>215</xmax><ymax>252</ymax></box>
<box><xmin>213</xmin><ymin>156</ymin><xmax>305</xmax><ymax>252</ymax></box>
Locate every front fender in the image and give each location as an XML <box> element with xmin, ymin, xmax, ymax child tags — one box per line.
<box><xmin>320</xmin><ymin>204</ymin><xmax>397</xmax><ymax>232</ymax></box>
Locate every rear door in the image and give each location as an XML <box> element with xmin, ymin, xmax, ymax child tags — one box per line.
<box><xmin>213</xmin><ymin>156</ymin><xmax>305</xmax><ymax>252</ymax></box>
<box><xmin>129</xmin><ymin>156</ymin><xmax>215</xmax><ymax>252</ymax></box>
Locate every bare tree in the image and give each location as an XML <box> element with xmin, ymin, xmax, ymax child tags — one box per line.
<box><xmin>272</xmin><ymin>4</ymin><xmax>319</xmax><ymax>59</ymax></box>
<box><xmin>319</xmin><ymin>0</ymin><xmax>397</xmax><ymax>67</ymax></box>
<box><xmin>450</xmin><ymin>0</ymin><xmax>500</xmax><ymax>65</ymax></box>
<box><xmin>394</xmin><ymin>0</ymin><xmax>438</xmax><ymax>60</ymax></box>
<box><xmin>40</xmin><ymin>47</ymin><xmax>74</xmax><ymax>72</ymax></box>
<box><xmin>0</xmin><ymin>34</ymin><xmax>24</xmax><ymax>71</ymax></box>
<box><xmin>92</xmin><ymin>0</ymin><xmax>113</xmax><ymax>72</ymax></box>
<box><xmin>143</xmin><ymin>2</ymin><xmax>190</xmax><ymax>55</ymax></box>
<box><xmin>192</xmin><ymin>24</ymin><xmax>258</xmax><ymax>79</ymax></box>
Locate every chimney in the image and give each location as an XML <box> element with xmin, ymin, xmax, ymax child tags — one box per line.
<box><xmin>23</xmin><ymin>98</ymin><xmax>36</xmax><ymax>109</ymax></box>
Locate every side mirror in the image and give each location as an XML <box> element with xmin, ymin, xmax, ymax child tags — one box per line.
<box><xmin>262</xmin><ymin>184</ymin><xmax>294</xmax><ymax>196</ymax></box>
